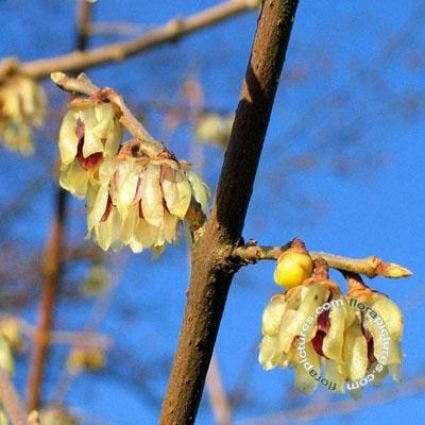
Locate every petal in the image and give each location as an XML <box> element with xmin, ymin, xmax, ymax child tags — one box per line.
<box><xmin>161</xmin><ymin>211</ymin><xmax>179</xmax><ymax>243</ymax></box>
<box><xmin>87</xmin><ymin>185</ymin><xmax>109</xmax><ymax>232</ymax></box>
<box><xmin>82</xmin><ymin>108</ymin><xmax>104</xmax><ymax>158</ymax></box>
<box><xmin>258</xmin><ymin>336</ymin><xmax>280</xmax><ymax>370</ymax></box>
<box><xmin>161</xmin><ymin>167</ymin><xmax>192</xmax><ymax>219</ymax></box>
<box><xmin>370</xmin><ymin>294</ymin><xmax>403</xmax><ymax>340</ymax></box>
<box><xmin>343</xmin><ymin>322</ymin><xmax>368</xmax><ymax>382</ymax></box>
<box><xmin>322</xmin><ymin>299</ymin><xmax>347</xmax><ymax>362</ymax></box>
<box><xmin>185</xmin><ymin>169</ymin><xmax>210</xmax><ymax>213</ymax></box>
<box><xmin>120</xmin><ymin>203</ymin><xmax>138</xmax><ymax>244</ymax></box>
<box><xmin>323</xmin><ymin>359</ymin><xmax>345</xmax><ymax>393</ymax></box>
<box><xmin>277</xmin><ymin>309</ymin><xmax>298</xmax><ymax>353</ymax></box>
<box><xmin>279</xmin><ymin>284</ymin><xmax>328</xmax><ymax>351</ymax></box>
<box><xmin>59</xmin><ymin>161</ymin><xmax>88</xmax><ymax>198</ymax></box>
<box><xmin>293</xmin><ymin>342</ymin><xmax>320</xmax><ymax>394</ymax></box>
<box><xmin>261</xmin><ymin>296</ymin><xmax>287</xmax><ymax>337</ymax></box>
<box><xmin>141</xmin><ymin>164</ymin><xmax>164</xmax><ymax>227</ymax></box>
<box><xmin>59</xmin><ymin>110</ymin><xmax>79</xmax><ymax>165</ymax></box>
<box><xmin>134</xmin><ymin>218</ymin><xmax>159</xmax><ymax>248</ymax></box>
<box><xmin>117</xmin><ymin>169</ymin><xmax>139</xmax><ymax>218</ymax></box>
<box><xmin>94</xmin><ymin>207</ymin><xmax>118</xmax><ymax>251</ymax></box>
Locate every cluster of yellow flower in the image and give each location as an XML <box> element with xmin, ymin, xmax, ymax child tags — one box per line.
<box><xmin>259</xmin><ymin>241</ymin><xmax>403</xmax><ymax>397</ymax></box>
<box><xmin>0</xmin><ymin>75</ymin><xmax>46</xmax><ymax>155</ymax></box>
<box><xmin>58</xmin><ymin>96</ymin><xmax>210</xmax><ymax>252</ymax></box>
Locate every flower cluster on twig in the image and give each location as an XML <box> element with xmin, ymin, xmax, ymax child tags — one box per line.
<box><xmin>259</xmin><ymin>239</ymin><xmax>408</xmax><ymax>398</ymax></box>
<box><xmin>52</xmin><ymin>72</ymin><xmax>209</xmax><ymax>252</ymax></box>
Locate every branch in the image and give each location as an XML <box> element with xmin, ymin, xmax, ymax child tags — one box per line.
<box><xmin>50</xmin><ymin>72</ymin><xmax>163</xmax><ymax>155</ymax></box>
<box><xmin>206</xmin><ymin>354</ymin><xmax>232</xmax><ymax>425</ymax></box>
<box><xmin>25</xmin><ymin>1</ymin><xmax>94</xmax><ymax>412</ymax></box>
<box><xmin>236</xmin><ymin>373</ymin><xmax>425</xmax><ymax>425</ymax></box>
<box><xmin>231</xmin><ymin>242</ymin><xmax>413</xmax><ymax>278</ymax></box>
<box><xmin>159</xmin><ymin>1</ymin><xmax>299</xmax><ymax>424</ymax></box>
<box><xmin>13</xmin><ymin>0</ymin><xmax>259</xmax><ymax>80</ymax></box>
<box><xmin>0</xmin><ymin>369</ymin><xmax>27</xmax><ymax>425</ymax></box>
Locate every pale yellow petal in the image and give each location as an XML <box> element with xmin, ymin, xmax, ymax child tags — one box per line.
<box><xmin>141</xmin><ymin>164</ymin><xmax>164</xmax><ymax>227</ymax></box>
<box><xmin>342</xmin><ymin>323</ymin><xmax>368</xmax><ymax>382</ymax></box>
<box><xmin>59</xmin><ymin>162</ymin><xmax>88</xmax><ymax>198</ymax></box>
<box><xmin>322</xmin><ymin>300</ymin><xmax>347</xmax><ymax>362</ymax></box>
<box><xmin>58</xmin><ymin>110</ymin><xmax>79</xmax><ymax>165</ymax></box>
<box><xmin>261</xmin><ymin>297</ymin><xmax>287</xmax><ymax>337</ymax></box>
<box><xmin>185</xmin><ymin>169</ymin><xmax>210</xmax><ymax>213</ymax></box>
<box><xmin>293</xmin><ymin>342</ymin><xmax>320</xmax><ymax>394</ymax></box>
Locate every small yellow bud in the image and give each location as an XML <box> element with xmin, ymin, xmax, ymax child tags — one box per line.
<box><xmin>385</xmin><ymin>263</ymin><xmax>413</xmax><ymax>278</ymax></box>
<box><xmin>273</xmin><ymin>240</ymin><xmax>313</xmax><ymax>288</ymax></box>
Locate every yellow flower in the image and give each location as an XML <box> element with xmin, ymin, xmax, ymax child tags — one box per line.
<box><xmin>0</xmin><ymin>317</ymin><xmax>23</xmax><ymax>352</ymax></box>
<box><xmin>273</xmin><ymin>239</ymin><xmax>313</xmax><ymax>288</ymax></box>
<box><xmin>259</xmin><ymin>259</ymin><xmax>405</xmax><ymax>396</ymax></box>
<box><xmin>67</xmin><ymin>347</ymin><xmax>106</xmax><ymax>373</ymax></box>
<box><xmin>86</xmin><ymin>143</ymin><xmax>210</xmax><ymax>252</ymax></box>
<box><xmin>0</xmin><ymin>335</ymin><xmax>14</xmax><ymax>375</ymax></box>
<box><xmin>58</xmin><ymin>99</ymin><xmax>122</xmax><ymax>198</ymax></box>
<box><xmin>0</xmin><ymin>75</ymin><xmax>46</xmax><ymax>155</ymax></box>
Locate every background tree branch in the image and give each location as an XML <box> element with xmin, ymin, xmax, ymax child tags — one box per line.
<box><xmin>0</xmin><ymin>369</ymin><xmax>27</xmax><ymax>425</ymax></box>
<box><xmin>25</xmin><ymin>0</ymin><xmax>94</xmax><ymax>411</ymax></box>
<box><xmin>5</xmin><ymin>0</ymin><xmax>260</xmax><ymax>80</ymax></box>
<box><xmin>159</xmin><ymin>1</ymin><xmax>299</xmax><ymax>424</ymax></box>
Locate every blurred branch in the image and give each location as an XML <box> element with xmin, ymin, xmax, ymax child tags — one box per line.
<box><xmin>25</xmin><ymin>0</ymin><xmax>94</xmax><ymax>412</ymax></box>
<box><xmin>90</xmin><ymin>22</ymin><xmax>146</xmax><ymax>37</ymax></box>
<box><xmin>206</xmin><ymin>354</ymin><xmax>233</xmax><ymax>425</ymax></box>
<box><xmin>236</xmin><ymin>374</ymin><xmax>425</xmax><ymax>425</ymax></box>
<box><xmin>50</xmin><ymin>255</ymin><xmax>124</xmax><ymax>405</ymax></box>
<box><xmin>21</xmin><ymin>322</ymin><xmax>113</xmax><ymax>350</ymax></box>
<box><xmin>159</xmin><ymin>1</ymin><xmax>299</xmax><ymax>424</ymax></box>
<box><xmin>9</xmin><ymin>0</ymin><xmax>260</xmax><ymax>80</ymax></box>
<box><xmin>232</xmin><ymin>241</ymin><xmax>413</xmax><ymax>278</ymax></box>
<box><xmin>0</xmin><ymin>368</ymin><xmax>27</xmax><ymax>425</ymax></box>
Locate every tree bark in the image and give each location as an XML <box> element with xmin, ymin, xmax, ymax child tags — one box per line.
<box><xmin>159</xmin><ymin>1</ymin><xmax>299</xmax><ymax>424</ymax></box>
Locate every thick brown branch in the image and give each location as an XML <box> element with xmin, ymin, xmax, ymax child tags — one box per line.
<box><xmin>232</xmin><ymin>243</ymin><xmax>413</xmax><ymax>278</ymax></box>
<box><xmin>17</xmin><ymin>0</ymin><xmax>259</xmax><ymax>80</ymax></box>
<box><xmin>159</xmin><ymin>1</ymin><xmax>299</xmax><ymax>424</ymax></box>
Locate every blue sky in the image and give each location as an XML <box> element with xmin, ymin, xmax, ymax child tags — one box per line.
<box><xmin>0</xmin><ymin>1</ymin><xmax>424</xmax><ymax>424</ymax></box>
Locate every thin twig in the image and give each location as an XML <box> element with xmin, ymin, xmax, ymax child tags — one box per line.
<box><xmin>206</xmin><ymin>354</ymin><xmax>233</xmax><ymax>425</ymax></box>
<box><xmin>0</xmin><ymin>368</ymin><xmax>27</xmax><ymax>425</ymax></box>
<box><xmin>14</xmin><ymin>0</ymin><xmax>259</xmax><ymax>80</ymax></box>
<box><xmin>235</xmin><ymin>374</ymin><xmax>425</xmax><ymax>425</ymax></box>
<box><xmin>25</xmin><ymin>0</ymin><xmax>94</xmax><ymax>411</ymax></box>
<box><xmin>50</xmin><ymin>72</ymin><xmax>165</xmax><ymax>156</ymax></box>
<box><xmin>231</xmin><ymin>243</ymin><xmax>413</xmax><ymax>279</ymax></box>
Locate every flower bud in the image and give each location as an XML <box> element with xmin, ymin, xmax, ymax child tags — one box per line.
<box><xmin>273</xmin><ymin>240</ymin><xmax>313</xmax><ymax>288</ymax></box>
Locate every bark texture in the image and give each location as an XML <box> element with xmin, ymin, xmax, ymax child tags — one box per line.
<box><xmin>159</xmin><ymin>1</ymin><xmax>299</xmax><ymax>424</ymax></box>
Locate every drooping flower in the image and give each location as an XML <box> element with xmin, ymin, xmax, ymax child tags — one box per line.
<box><xmin>344</xmin><ymin>277</ymin><xmax>404</xmax><ymax>395</ymax></box>
<box><xmin>58</xmin><ymin>98</ymin><xmax>122</xmax><ymax>198</ymax></box>
<box><xmin>259</xmin><ymin>264</ymin><xmax>347</xmax><ymax>394</ymax></box>
<box><xmin>86</xmin><ymin>141</ymin><xmax>210</xmax><ymax>252</ymax></box>
<box><xmin>0</xmin><ymin>75</ymin><xmax>46</xmax><ymax>155</ymax></box>
<box><xmin>259</xmin><ymin>258</ymin><xmax>404</xmax><ymax>397</ymax></box>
